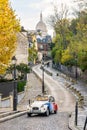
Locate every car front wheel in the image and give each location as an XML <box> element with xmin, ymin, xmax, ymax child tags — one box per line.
<box><xmin>45</xmin><ymin>108</ymin><xmax>49</xmax><ymax>116</ymax></box>
<box><xmin>27</xmin><ymin>113</ymin><xmax>31</xmax><ymax>117</ymax></box>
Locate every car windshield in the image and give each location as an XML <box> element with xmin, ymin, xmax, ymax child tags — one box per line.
<box><xmin>35</xmin><ymin>95</ymin><xmax>48</xmax><ymax>101</ymax></box>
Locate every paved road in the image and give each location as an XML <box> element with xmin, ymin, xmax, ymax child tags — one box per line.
<box><xmin>33</xmin><ymin>64</ymin><xmax>76</xmax><ymax>112</ymax></box>
<box><xmin>0</xmin><ymin>112</ymin><xmax>70</xmax><ymax>130</ymax></box>
<box><xmin>0</xmin><ymin>65</ymin><xmax>76</xmax><ymax>130</ymax></box>
<box><xmin>0</xmin><ymin>73</ymin><xmax>70</xmax><ymax>130</ymax></box>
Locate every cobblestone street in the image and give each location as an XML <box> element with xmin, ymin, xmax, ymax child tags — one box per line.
<box><xmin>0</xmin><ymin>112</ymin><xmax>70</xmax><ymax>130</ymax></box>
<box><xmin>0</xmin><ymin>72</ymin><xmax>71</xmax><ymax>130</ymax></box>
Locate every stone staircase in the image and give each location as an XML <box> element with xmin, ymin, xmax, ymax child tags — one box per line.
<box><xmin>77</xmin><ymin>111</ymin><xmax>87</xmax><ymax>130</ymax></box>
<box><xmin>84</xmin><ymin>96</ymin><xmax>87</xmax><ymax>108</ymax></box>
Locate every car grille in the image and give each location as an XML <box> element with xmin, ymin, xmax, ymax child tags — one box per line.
<box><xmin>32</xmin><ymin>107</ymin><xmax>39</xmax><ymax>110</ymax></box>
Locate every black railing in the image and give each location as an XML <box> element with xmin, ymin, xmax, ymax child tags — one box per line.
<box><xmin>83</xmin><ymin>116</ymin><xmax>87</xmax><ymax>130</ymax></box>
<box><xmin>75</xmin><ymin>101</ymin><xmax>78</xmax><ymax>126</ymax></box>
<box><xmin>0</xmin><ymin>79</ymin><xmax>26</xmax><ymax>98</ymax></box>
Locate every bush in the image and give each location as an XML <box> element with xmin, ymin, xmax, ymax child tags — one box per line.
<box><xmin>0</xmin><ymin>78</ymin><xmax>13</xmax><ymax>82</ymax></box>
<box><xmin>17</xmin><ymin>81</ymin><xmax>26</xmax><ymax>92</ymax></box>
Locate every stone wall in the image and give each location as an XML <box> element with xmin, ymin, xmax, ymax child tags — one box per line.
<box><xmin>81</xmin><ymin>70</ymin><xmax>87</xmax><ymax>81</ymax></box>
<box><xmin>52</xmin><ymin>63</ymin><xmax>87</xmax><ymax>80</ymax></box>
<box><xmin>1</xmin><ymin>97</ymin><xmax>11</xmax><ymax>107</ymax></box>
<box><xmin>0</xmin><ymin>91</ymin><xmax>25</xmax><ymax>108</ymax></box>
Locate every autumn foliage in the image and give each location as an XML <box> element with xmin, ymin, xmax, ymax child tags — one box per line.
<box><xmin>0</xmin><ymin>0</ymin><xmax>20</xmax><ymax>74</ymax></box>
<box><xmin>50</xmin><ymin>3</ymin><xmax>87</xmax><ymax>71</ymax></box>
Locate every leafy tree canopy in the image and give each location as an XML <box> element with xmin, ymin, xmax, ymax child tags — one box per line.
<box><xmin>0</xmin><ymin>0</ymin><xmax>20</xmax><ymax>74</ymax></box>
<box><xmin>48</xmin><ymin>2</ymin><xmax>87</xmax><ymax>71</ymax></box>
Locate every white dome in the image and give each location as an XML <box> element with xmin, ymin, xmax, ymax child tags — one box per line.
<box><xmin>36</xmin><ymin>12</ymin><xmax>47</xmax><ymax>36</ymax></box>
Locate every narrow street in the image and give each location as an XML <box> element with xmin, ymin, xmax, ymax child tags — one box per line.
<box><xmin>0</xmin><ymin>65</ymin><xmax>76</xmax><ymax>130</ymax></box>
<box><xmin>0</xmin><ymin>112</ymin><xmax>70</xmax><ymax>130</ymax></box>
<box><xmin>33</xmin><ymin>64</ymin><xmax>76</xmax><ymax>112</ymax></box>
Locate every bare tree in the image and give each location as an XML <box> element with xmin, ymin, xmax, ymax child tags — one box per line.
<box><xmin>73</xmin><ymin>0</ymin><xmax>87</xmax><ymax>13</ymax></box>
<box><xmin>47</xmin><ymin>3</ymin><xmax>69</xmax><ymax>30</ymax></box>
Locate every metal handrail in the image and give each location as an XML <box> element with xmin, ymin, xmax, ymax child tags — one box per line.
<box><xmin>83</xmin><ymin>116</ymin><xmax>87</xmax><ymax>130</ymax></box>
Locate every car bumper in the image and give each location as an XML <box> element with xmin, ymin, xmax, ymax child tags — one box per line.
<box><xmin>27</xmin><ymin>108</ymin><xmax>47</xmax><ymax>114</ymax></box>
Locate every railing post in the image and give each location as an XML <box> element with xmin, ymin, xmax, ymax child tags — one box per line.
<box><xmin>29</xmin><ymin>99</ymin><xmax>30</xmax><ymax>105</ymax></box>
<box><xmin>75</xmin><ymin>101</ymin><xmax>78</xmax><ymax>126</ymax></box>
<box><xmin>83</xmin><ymin>116</ymin><xmax>87</xmax><ymax>130</ymax></box>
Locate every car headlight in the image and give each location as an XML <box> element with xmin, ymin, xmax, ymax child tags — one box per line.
<box><xmin>27</xmin><ymin>105</ymin><xmax>31</xmax><ymax>110</ymax></box>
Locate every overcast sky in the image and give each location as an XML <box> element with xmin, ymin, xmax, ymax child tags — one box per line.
<box><xmin>10</xmin><ymin>0</ymin><xmax>74</xmax><ymax>36</ymax></box>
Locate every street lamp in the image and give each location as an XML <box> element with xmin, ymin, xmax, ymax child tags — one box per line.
<box><xmin>42</xmin><ymin>54</ymin><xmax>45</xmax><ymax>94</ymax></box>
<box><xmin>12</xmin><ymin>56</ymin><xmax>17</xmax><ymax>111</ymax></box>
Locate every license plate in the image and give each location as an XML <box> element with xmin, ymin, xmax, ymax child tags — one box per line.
<box><xmin>33</xmin><ymin>110</ymin><xmax>39</xmax><ymax>113</ymax></box>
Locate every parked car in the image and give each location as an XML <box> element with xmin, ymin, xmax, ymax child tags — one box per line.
<box><xmin>27</xmin><ymin>95</ymin><xmax>58</xmax><ymax>117</ymax></box>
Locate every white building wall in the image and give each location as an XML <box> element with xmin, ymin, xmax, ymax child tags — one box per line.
<box><xmin>15</xmin><ymin>32</ymin><xmax>28</xmax><ymax>64</ymax></box>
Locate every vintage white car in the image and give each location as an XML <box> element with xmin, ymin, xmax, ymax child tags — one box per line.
<box><xmin>27</xmin><ymin>95</ymin><xmax>58</xmax><ymax>117</ymax></box>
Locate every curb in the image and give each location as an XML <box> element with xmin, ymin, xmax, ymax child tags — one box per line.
<box><xmin>33</xmin><ymin>66</ymin><xmax>80</xmax><ymax>130</ymax></box>
<box><xmin>32</xmin><ymin>68</ymin><xmax>50</xmax><ymax>94</ymax></box>
<box><xmin>0</xmin><ymin>110</ymin><xmax>27</xmax><ymax>123</ymax></box>
<box><xmin>68</xmin><ymin>113</ymin><xmax>80</xmax><ymax>130</ymax></box>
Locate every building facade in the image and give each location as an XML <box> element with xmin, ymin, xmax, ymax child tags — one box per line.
<box><xmin>15</xmin><ymin>32</ymin><xmax>28</xmax><ymax>64</ymax></box>
<box><xmin>27</xmin><ymin>12</ymin><xmax>52</xmax><ymax>61</ymax></box>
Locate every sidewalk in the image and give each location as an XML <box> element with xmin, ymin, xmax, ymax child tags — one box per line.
<box><xmin>0</xmin><ymin>72</ymin><xmax>42</xmax><ymax>122</ymax></box>
<box><xmin>17</xmin><ymin>72</ymin><xmax>42</xmax><ymax>110</ymax></box>
<box><xmin>44</xmin><ymin>63</ymin><xmax>87</xmax><ymax>130</ymax></box>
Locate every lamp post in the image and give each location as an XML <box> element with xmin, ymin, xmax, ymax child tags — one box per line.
<box><xmin>12</xmin><ymin>56</ymin><xmax>17</xmax><ymax>111</ymax></box>
<box><xmin>42</xmin><ymin>54</ymin><xmax>45</xmax><ymax>94</ymax></box>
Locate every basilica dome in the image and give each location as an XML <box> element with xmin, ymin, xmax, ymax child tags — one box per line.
<box><xmin>36</xmin><ymin>12</ymin><xmax>47</xmax><ymax>37</ymax></box>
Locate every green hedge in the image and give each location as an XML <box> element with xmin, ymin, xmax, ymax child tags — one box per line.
<box><xmin>17</xmin><ymin>81</ymin><xmax>26</xmax><ymax>92</ymax></box>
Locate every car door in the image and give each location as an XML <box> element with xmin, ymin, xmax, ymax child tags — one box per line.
<box><xmin>49</xmin><ymin>96</ymin><xmax>55</xmax><ymax>112</ymax></box>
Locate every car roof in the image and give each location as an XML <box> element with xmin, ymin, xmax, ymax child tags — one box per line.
<box><xmin>35</xmin><ymin>94</ymin><xmax>55</xmax><ymax>99</ymax></box>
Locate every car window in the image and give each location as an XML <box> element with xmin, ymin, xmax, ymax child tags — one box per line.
<box><xmin>35</xmin><ymin>95</ymin><xmax>48</xmax><ymax>101</ymax></box>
